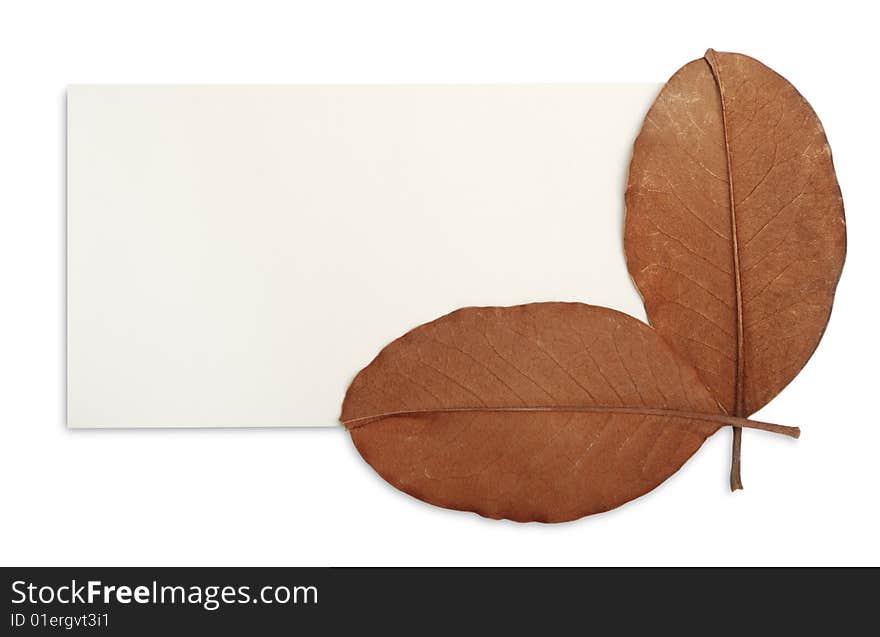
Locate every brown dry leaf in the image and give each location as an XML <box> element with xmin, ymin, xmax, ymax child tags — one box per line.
<box><xmin>624</xmin><ymin>49</ymin><xmax>846</xmax><ymax>488</ymax></box>
<box><xmin>341</xmin><ymin>303</ymin><xmax>797</xmax><ymax>522</ymax></box>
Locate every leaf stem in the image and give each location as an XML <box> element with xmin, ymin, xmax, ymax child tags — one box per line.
<box><xmin>730</xmin><ymin>427</ymin><xmax>744</xmax><ymax>490</ymax></box>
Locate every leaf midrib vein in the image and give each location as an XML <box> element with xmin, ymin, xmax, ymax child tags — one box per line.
<box><xmin>705</xmin><ymin>50</ymin><xmax>746</xmax><ymax>417</ymax></box>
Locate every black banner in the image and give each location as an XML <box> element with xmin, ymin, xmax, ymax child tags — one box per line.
<box><xmin>2</xmin><ymin>567</ymin><xmax>875</xmax><ymax>634</ymax></box>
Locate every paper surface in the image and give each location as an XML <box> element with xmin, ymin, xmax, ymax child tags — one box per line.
<box><xmin>67</xmin><ymin>84</ymin><xmax>659</xmax><ymax>427</ymax></box>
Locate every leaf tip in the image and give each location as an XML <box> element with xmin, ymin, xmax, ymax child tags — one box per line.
<box><xmin>704</xmin><ymin>48</ymin><xmax>725</xmax><ymax>70</ymax></box>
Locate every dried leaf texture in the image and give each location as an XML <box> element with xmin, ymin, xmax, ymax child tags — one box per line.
<box><xmin>341</xmin><ymin>303</ymin><xmax>796</xmax><ymax>522</ymax></box>
<box><xmin>625</xmin><ymin>50</ymin><xmax>846</xmax><ymax>421</ymax></box>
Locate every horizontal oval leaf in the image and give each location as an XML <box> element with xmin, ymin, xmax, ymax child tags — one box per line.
<box><xmin>341</xmin><ymin>303</ymin><xmax>797</xmax><ymax>522</ymax></box>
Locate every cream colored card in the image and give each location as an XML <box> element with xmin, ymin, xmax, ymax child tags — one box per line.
<box><xmin>67</xmin><ymin>84</ymin><xmax>659</xmax><ymax>427</ymax></box>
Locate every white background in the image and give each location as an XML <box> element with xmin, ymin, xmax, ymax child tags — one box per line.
<box><xmin>1</xmin><ymin>0</ymin><xmax>877</xmax><ymax>566</ymax></box>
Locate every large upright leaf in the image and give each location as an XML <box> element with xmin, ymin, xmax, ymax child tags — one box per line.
<box><xmin>624</xmin><ymin>50</ymin><xmax>845</xmax><ymax>487</ymax></box>
<box><xmin>341</xmin><ymin>303</ymin><xmax>797</xmax><ymax>522</ymax></box>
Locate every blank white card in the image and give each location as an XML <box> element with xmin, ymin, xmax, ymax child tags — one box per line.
<box><xmin>67</xmin><ymin>84</ymin><xmax>659</xmax><ymax>427</ymax></box>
